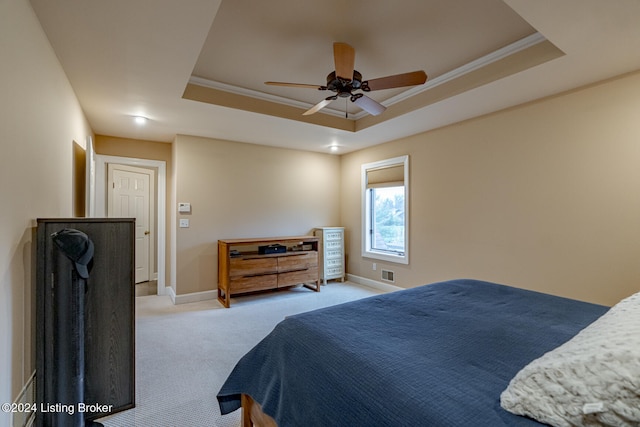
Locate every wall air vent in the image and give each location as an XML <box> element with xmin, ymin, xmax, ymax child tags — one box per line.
<box><xmin>381</xmin><ymin>269</ymin><xmax>395</xmax><ymax>283</ymax></box>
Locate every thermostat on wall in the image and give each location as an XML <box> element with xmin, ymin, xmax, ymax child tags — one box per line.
<box><xmin>178</xmin><ymin>202</ymin><xmax>191</xmax><ymax>213</ymax></box>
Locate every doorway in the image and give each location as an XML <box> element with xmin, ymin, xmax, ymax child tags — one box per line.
<box><xmin>108</xmin><ymin>163</ymin><xmax>155</xmax><ymax>284</ymax></box>
<box><xmin>92</xmin><ymin>155</ymin><xmax>167</xmax><ymax>295</ymax></box>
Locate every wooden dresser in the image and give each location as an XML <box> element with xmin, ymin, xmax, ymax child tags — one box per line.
<box><xmin>217</xmin><ymin>236</ymin><xmax>319</xmax><ymax>307</ymax></box>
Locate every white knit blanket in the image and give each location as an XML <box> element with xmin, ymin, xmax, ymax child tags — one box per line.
<box><xmin>500</xmin><ymin>291</ymin><xmax>640</xmax><ymax>427</ymax></box>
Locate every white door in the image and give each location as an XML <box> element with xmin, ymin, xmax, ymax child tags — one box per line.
<box><xmin>108</xmin><ymin>164</ymin><xmax>155</xmax><ymax>284</ymax></box>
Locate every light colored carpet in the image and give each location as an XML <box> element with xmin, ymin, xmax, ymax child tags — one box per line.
<box><xmin>97</xmin><ymin>282</ymin><xmax>384</xmax><ymax>426</ymax></box>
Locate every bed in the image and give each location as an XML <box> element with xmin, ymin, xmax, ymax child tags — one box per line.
<box><xmin>217</xmin><ymin>279</ymin><xmax>640</xmax><ymax>426</ymax></box>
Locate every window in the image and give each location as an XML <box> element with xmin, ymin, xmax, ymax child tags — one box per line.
<box><xmin>362</xmin><ymin>155</ymin><xmax>409</xmax><ymax>264</ymax></box>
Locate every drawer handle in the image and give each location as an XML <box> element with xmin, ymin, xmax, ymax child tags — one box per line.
<box><xmin>280</xmin><ymin>267</ymin><xmax>309</xmax><ymax>273</ymax></box>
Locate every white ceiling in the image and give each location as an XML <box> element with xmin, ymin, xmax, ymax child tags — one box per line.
<box><xmin>30</xmin><ymin>0</ymin><xmax>640</xmax><ymax>154</ymax></box>
<box><xmin>191</xmin><ymin>0</ymin><xmax>535</xmax><ymax>112</ymax></box>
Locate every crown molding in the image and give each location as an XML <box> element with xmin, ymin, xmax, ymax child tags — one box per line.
<box><xmin>188</xmin><ymin>32</ymin><xmax>547</xmax><ymax>120</ymax></box>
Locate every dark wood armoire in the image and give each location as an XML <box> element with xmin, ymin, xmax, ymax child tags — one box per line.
<box><xmin>36</xmin><ymin>218</ymin><xmax>135</xmax><ymax>426</ymax></box>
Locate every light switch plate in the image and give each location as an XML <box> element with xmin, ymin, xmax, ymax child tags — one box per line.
<box><xmin>179</xmin><ymin>219</ymin><xmax>189</xmax><ymax>228</ymax></box>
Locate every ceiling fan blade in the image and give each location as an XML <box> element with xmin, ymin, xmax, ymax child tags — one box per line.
<box><xmin>363</xmin><ymin>70</ymin><xmax>427</xmax><ymax>91</ymax></box>
<box><xmin>265</xmin><ymin>81</ymin><xmax>324</xmax><ymax>89</ymax></box>
<box><xmin>302</xmin><ymin>98</ymin><xmax>334</xmax><ymax>116</ymax></box>
<box><xmin>352</xmin><ymin>94</ymin><xmax>386</xmax><ymax>116</ymax></box>
<box><xmin>334</xmin><ymin>42</ymin><xmax>355</xmax><ymax>81</ymax></box>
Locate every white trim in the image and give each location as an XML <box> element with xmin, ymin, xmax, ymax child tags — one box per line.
<box><xmin>95</xmin><ymin>155</ymin><xmax>166</xmax><ymax>296</ymax></box>
<box><xmin>382</xmin><ymin>33</ymin><xmax>546</xmax><ymax>109</ymax></box>
<box><xmin>165</xmin><ymin>286</ymin><xmax>176</xmax><ymax>304</ymax></box>
<box><xmin>347</xmin><ymin>273</ymin><xmax>402</xmax><ymax>293</ymax></box>
<box><xmin>167</xmin><ymin>288</ymin><xmax>217</xmax><ymax>305</ymax></box>
<box><xmin>13</xmin><ymin>371</ymin><xmax>35</xmax><ymax>427</ymax></box>
<box><xmin>85</xmin><ymin>136</ymin><xmax>96</xmax><ymax>217</ymax></box>
<box><xmin>188</xmin><ymin>33</ymin><xmax>546</xmax><ymax>120</ymax></box>
<box><xmin>362</xmin><ymin>155</ymin><xmax>410</xmax><ymax>264</ymax></box>
<box><xmin>189</xmin><ymin>75</ymin><xmax>318</xmax><ymax>112</ymax></box>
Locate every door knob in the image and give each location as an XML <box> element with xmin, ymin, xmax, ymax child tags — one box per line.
<box><xmin>144</xmin><ymin>231</ymin><xmax>150</xmax><ymax>235</ymax></box>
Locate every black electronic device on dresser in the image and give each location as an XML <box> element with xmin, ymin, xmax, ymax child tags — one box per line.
<box><xmin>36</xmin><ymin>218</ymin><xmax>136</xmax><ymax>426</ymax></box>
<box><xmin>258</xmin><ymin>244</ymin><xmax>287</xmax><ymax>255</ymax></box>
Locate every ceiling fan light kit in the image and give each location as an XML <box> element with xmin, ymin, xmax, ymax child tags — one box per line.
<box><xmin>265</xmin><ymin>42</ymin><xmax>428</xmax><ymax>117</ymax></box>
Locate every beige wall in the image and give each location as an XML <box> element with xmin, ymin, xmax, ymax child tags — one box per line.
<box><xmin>1</xmin><ymin>0</ymin><xmax>93</xmax><ymax>419</ymax></box>
<box><xmin>342</xmin><ymin>71</ymin><xmax>640</xmax><ymax>306</ymax></box>
<box><xmin>95</xmin><ymin>135</ymin><xmax>173</xmax><ymax>163</ymax></box>
<box><xmin>172</xmin><ymin>135</ymin><xmax>341</xmax><ymax>295</ymax></box>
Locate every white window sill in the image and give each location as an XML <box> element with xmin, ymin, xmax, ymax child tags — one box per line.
<box><xmin>363</xmin><ymin>250</ymin><xmax>408</xmax><ymax>265</ymax></box>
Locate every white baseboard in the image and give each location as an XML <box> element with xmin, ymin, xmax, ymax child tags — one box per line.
<box><xmin>166</xmin><ymin>286</ymin><xmax>217</xmax><ymax>305</ymax></box>
<box><xmin>13</xmin><ymin>371</ymin><xmax>35</xmax><ymax>427</ymax></box>
<box><xmin>347</xmin><ymin>274</ymin><xmax>403</xmax><ymax>293</ymax></box>
<box><xmin>168</xmin><ymin>278</ymin><xmax>398</xmax><ymax>305</ymax></box>
<box><xmin>166</xmin><ymin>286</ymin><xmax>176</xmax><ymax>303</ymax></box>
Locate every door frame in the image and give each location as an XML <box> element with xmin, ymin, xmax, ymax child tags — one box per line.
<box><xmin>86</xmin><ymin>136</ymin><xmax>96</xmax><ymax>217</ymax></box>
<box><xmin>108</xmin><ymin>163</ymin><xmax>155</xmax><ymax>284</ymax></box>
<box><xmin>94</xmin><ymin>154</ymin><xmax>166</xmax><ymax>296</ymax></box>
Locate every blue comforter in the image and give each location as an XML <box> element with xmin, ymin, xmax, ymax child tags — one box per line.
<box><xmin>217</xmin><ymin>279</ymin><xmax>608</xmax><ymax>426</ymax></box>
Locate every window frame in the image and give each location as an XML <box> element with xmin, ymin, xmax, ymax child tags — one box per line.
<box><xmin>361</xmin><ymin>155</ymin><xmax>409</xmax><ymax>265</ymax></box>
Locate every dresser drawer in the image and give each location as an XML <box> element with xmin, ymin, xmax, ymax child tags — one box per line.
<box><xmin>325</xmin><ymin>258</ymin><xmax>343</xmax><ymax>267</ymax></box>
<box><xmin>230</xmin><ymin>274</ymin><xmax>278</xmax><ymax>293</ymax></box>
<box><xmin>325</xmin><ymin>240</ymin><xmax>343</xmax><ymax>250</ymax></box>
<box><xmin>278</xmin><ymin>267</ymin><xmax>318</xmax><ymax>287</ymax></box>
<box><xmin>326</xmin><ymin>266</ymin><xmax>344</xmax><ymax>277</ymax></box>
<box><xmin>229</xmin><ymin>257</ymin><xmax>277</xmax><ymax>277</ymax></box>
<box><xmin>325</xmin><ymin>231</ymin><xmax>343</xmax><ymax>241</ymax></box>
<box><xmin>277</xmin><ymin>252</ymin><xmax>317</xmax><ymax>272</ymax></box>
<box><xmin>325</xmin><ymin>249</ymin><xmax>343</xmax><ymax>259</ymax></box>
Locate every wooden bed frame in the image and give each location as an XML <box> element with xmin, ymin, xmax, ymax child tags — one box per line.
<box><xmin>241</xmin><ymin>394</ymin><xmax>278</xmax><ymax>427</ymax></box>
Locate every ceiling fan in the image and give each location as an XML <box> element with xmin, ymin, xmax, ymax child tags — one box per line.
<box><xmin>265</xmin><ymin>42</ymin><xmax>428</xmax><ymax>117</ymax></box>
